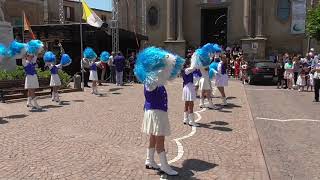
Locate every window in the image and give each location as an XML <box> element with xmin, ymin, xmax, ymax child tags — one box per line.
<box><xmin>147</xmin><ymin>6</ymin><xmax>158</xmax><ymax>26</ymax></box>
<box><xmin>64</xmin><ymin>6</ymin><xmax>75</xmax><ymax>21</ymax></box>
<box><xmin>277</xmin><ymin>0</ymin><xmax>290</xmax><ymax>21</ymax></box>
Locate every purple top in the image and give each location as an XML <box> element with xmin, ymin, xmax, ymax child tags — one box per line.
<box><xmin>182</xmin><ymin>70</ymin><xmax>193</xmax><ymax>87</ymax></box>
<box><xmin>24</xmin><ymin>63</ymin><xmax>37</xmax><ymax>76</ymax></box>
<box><xmin>221</xmin><ymin>63</ymin><xmax>227</xmax><ymax>75</ymax></box>
<box><xmin>144</xmin><ymin>85</ymin><xmax>168</xmax><ymax>112</ymax></box>
<box><xmin>114</xmin><ymin>55</ymin><xmax>125</xmax><ymax>72</ymax></box>
<box><xmin>91</xmin><ymin>63</ymin><xmax>97</xmax><ymax>71</ymax></box>
<box><xmin>193</xmin><ymin>69</ymin><xmax>202</xmax><ymax>78</ymax></box>
<box><xmin>50</xmin><ymin>66</ymin><xmax>58</xmax><ymax>75</ymax></box>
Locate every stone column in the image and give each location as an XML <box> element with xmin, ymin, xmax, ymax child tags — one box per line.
<box><xmin>255</xmin><ymin>0</ymin><xmax>263</xmax><ymax>37</ymax></box>
<box><xmin>243</xmin><ymin>0</ymin><xmax>251</xmax><ymax>37</ymax></box>
<box><xmin>166</xmin><ymin>0</ymin><xmax>175</xmax><ymax>41</ymax></box>
<box><xmin>177</xmin><ymin>0</ymin><xmax>184</xmax><ymax>41</ymax></box>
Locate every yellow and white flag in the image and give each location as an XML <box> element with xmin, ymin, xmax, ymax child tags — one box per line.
<box><xmin>81</xmin><ymin>0</ymin><xmax>103</xmax><ymax>28</ymax></box>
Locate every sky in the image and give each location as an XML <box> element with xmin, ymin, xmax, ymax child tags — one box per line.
<box><xmin>72</xmin><ymin>0</ymin><xmax>112</xmax><ymax>11</ymax></box>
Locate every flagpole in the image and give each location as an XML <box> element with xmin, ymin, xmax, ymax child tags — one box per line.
<box><xmin>79</xmin><ymin>0</ymin><xmax>84</xmax><ymax>91</ymax></box>
<box><xmin>22</xmin><ymin>11</ymin><xmax>24</xmax><ymax>43</ymax></box>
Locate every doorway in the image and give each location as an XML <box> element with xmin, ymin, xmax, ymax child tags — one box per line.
<box><xmin>201</xmin><ymin>8</ymin><xmax>228</xmax><ymax>46</ymax></box>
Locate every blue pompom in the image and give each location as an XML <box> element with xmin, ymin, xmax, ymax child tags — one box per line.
<box><xmin>61</xmin><ymin>54</ymin><xmax>72</xmax><ymax>67</ymax></box>
<box><xmin>134</xmin><ymin>47</ymin><xmax>167</xmax><ymax>84</ymax></box>
<box><xmin>100</xmin><ymin>51</ymin><xmax>110</xmax><ymax>63</ymax></box>
<box><xmin>0</xmin><ymin>44</ymin><xmax>8</xmax><ymax>57</ymax></box>
<box><xmin>83</xmin><ymin>47</ymin><xmax>97</xmax><ymax>60</ymax></box>
<box><xmin>8</xmin><ymin>41</ymin><xmax>26</xmax><ymax>58</ymax></box>
<box><xmin>43</xmin><ymin>51</ymin><xmax>56</xmax><ymax>63</ymax></box>
<box><xmin>170</xmin><ymin>55</ymin><xmax>185</xmax><ymax>79</ymax></box>
<box><xmin>26</xmin><ymin>40</ymin><xmax>44</xmax><ymax>55</ymax></box>
<box><xmin>213</xmin><ymin>44</ymin><xmax>222</xmax><ymax>53</ymax></box>
<box><xmin>209</xmin><ymin>62</ymin><xmax>219</xmax><ymax>79</ymax></box>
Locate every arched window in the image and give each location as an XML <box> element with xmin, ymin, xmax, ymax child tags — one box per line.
<box><xmin>147</xmin><ymin>6</ymin><xmax>159</xmax><ymax>26</ymax></box>
<box><xmin>277</xmin><ymin>0</ymin><xmax>291</xmax><ymax>22</ymax></box>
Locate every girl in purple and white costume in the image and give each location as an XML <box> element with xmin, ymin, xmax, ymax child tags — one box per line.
<box><xmin>82</xmin><ymin>47</ymin><xmax>101</xmax><ymax>95</ymax></box>
<box><xmin>134</xmin><ymin>47</ymin><xmax>185</xmax><ymax>176</ymax></box>
<box><xmin>22</xmin><ymin>40</ymin><xmax>44</xmax><ymax>110</ymax></box>
<box><xmin>181</xmin><ymin>61</ymin><xmax>199</xmax><ymax>127</ymax></box>
<box><xmin>215</xmin><ymin>55</ymin><xmax>229</xmax><ymax>106</ymax></box>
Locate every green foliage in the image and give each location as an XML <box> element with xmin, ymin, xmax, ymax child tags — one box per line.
<box><xmin>306</xmin><ymin>5</ymin><xmax>320</xmax><ymax>41</ymax></box>
<box><xmin>0</xmin><ymin>66</ymin><xmax>72</xmax><ymax>88</ymax></box>
<box><xmin>58</xmin><ymin>70</ymin><xmax>72</xmax><ymax>88</ymax></box>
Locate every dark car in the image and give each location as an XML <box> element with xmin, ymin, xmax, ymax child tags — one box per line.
<box><xmin>245</xmin><ymin>60</ymin><xmax>276</xmax><ymax>85</ymax></box>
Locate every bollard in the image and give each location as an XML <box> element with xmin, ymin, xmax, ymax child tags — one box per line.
<box><xmin>73</xmin><ymin>74</ymin><xmax>81</xmax><ymax>90</ymax></box>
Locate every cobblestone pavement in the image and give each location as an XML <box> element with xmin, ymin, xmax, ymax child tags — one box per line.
<box><xmin>0</xmin><ymin>80</ymin><xmax>269</xmax><ymax>180</ymax></box>
<box><xmin>245</xmin><ymin>85</ymin><xmax>320</xmax><ymax>180</ymax></box>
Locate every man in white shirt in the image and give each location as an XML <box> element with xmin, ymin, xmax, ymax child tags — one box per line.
<box><xmin>312</xmin><ymin>57</ymin><xmax>320</xmax><ymax>102</ymax></box>
<box><xmin>108</xmin><ymin>52</ymin><xmax>116</xmax><ymax>83</ymax></box>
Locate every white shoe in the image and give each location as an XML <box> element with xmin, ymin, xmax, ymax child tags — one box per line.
<box><xmin>222</xmin><ymin>97</ymin><xmax>227</xmax><ymax>106</ymax></box>
<box><xmin>158</xmin><ymin>151</ymin><xmax>178</xmax><ymax>176</ymax></box>
<box><xmin>207</xmin><ymin>100</ymin><xmax>219</xmax><ymax>110</ymax></box>
<box><xmin>183</xmin><ymin>112</ymin><xmax>189</xmax><ymax>124</ymax></box>
<box><xmin>145</xmin><ymin>148</ymin><xmax>160</xmax><ymax>170</ymax></box>
<box><xmin>199</xmin><ymin>98</ymin><xmax>205</xmax><ymax>108</ymax></box>
<box><xmin>32</xmin><ymin>97</ymin><xmax>42</xmax><ymax>110</ymax></box>
<box><xmin>93</xmin><ymin>87</ymin><xmax>100</xmax><ymax>95</ymax></box>
<box><xmin>51</xmin><ymin>92</ymin><xmax>55</xmax><ymax>101</ymax></box>
<box><xmin>188</xmin><ymin>113</ymin><xmax>199</xmax><ymax>127</ymax></box>
<box><xmin>27</xmin><ymin>97</ymin><xmax>33</xmax><ymax>107</ymax></box>
<box><xmin>55</xmin><ymin>93</ymin><xmax>60</xmax><ymax>102</ymax></box>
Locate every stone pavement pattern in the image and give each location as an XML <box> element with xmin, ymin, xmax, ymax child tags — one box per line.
<box><xmin>0</xmin><ymin>80</ymin><xmax>269</xmax><ymax>180</ymax></box>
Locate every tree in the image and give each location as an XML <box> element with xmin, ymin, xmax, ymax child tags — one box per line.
<box><xmin>306</xmin><ymin>5</ymin><xmax>320</xmax><ymax>41</ymax></box>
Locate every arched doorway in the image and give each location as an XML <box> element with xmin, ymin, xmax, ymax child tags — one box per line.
<box><xmin>201</xmin><ymin>8</ymin><xmax>228</xmax><ymax>46</ymax></box>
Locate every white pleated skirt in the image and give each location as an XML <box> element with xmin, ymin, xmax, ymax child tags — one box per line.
<box><xmin>50</xmin><ymin>74</ymin><xmax>61</xmax><ymax>87</ymax></box>
<box><xmin>199</xmin><ymin>77</ymin><xmax>211</xmax><ymax>90</ymax></box>
<box><xmin>215</xmin><ymin>74</ymin><xmax>228</xmax><ymax>87</ymax></box>
<box><xmin>89</xmin><ymin>70</ymin><xmax>98</xmax><ymax>81</ymax></box>
<box><xmin>182</xmin><ymin>83</ymin><xmax>196</xmax><ymax>101</ymax></box>
<box><xmin>25</xmin><ymin>75</ymin><xmax>39</xmax><ymax>89</ymax></box>
<box><xmin>142</xmin><ymin>109</ymin><xmax>171</xmax><ymax>136</ymax></box>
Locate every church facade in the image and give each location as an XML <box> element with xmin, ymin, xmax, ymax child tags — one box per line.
<box><xmin>133</xmin><ymin>0</ymin><xmax>315</xmax><ymax>58</ymax></box>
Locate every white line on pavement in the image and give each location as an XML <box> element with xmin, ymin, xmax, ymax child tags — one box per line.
<box><xmin>168</xmin><ymin>108</ymin><xmax>206</xmax><ymax>164</ymax></box>
<box><xmin>256</xmin><ymin>117</ymin><xmax>320</xmax><ymax>122</ymax></box>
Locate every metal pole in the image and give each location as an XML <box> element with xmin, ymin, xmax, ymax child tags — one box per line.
<box><xmin>79</xmin><ymin>0</ymin><xmax>84</xmax><ymax>91</ymax></box>
<box><xmin>22</xmin><ymin>11</ymin><xmax>24</xmax><ymax>42</ymax></box>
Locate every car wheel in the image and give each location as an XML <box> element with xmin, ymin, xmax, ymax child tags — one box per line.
<box><xmin>248</xmin><ymin>75</ymin><xmax>254</xmax><ymax>85</ymax></box>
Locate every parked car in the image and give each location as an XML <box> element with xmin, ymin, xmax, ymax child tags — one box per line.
<box><xmin>242</xmin><ymin>60</ymin><xmax>276</xmax><ymax>85</ymax></box>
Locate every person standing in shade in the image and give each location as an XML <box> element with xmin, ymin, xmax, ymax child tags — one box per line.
<box><xmin>128</xmin><ymin>52</ymin><xmax>136</xmax><ymax>83</ymax></box>
<box><xmin>312</xmin><ymin>57</ymin><xmax>320</xmax><ymax>102</ymax></box>
<box><xmin>114</xmin><ymin>52</ymin><xmax>125</xmax><ymax>86</ymax></box>
<box><xmin>108</xmin><ymin>52</ymin><xmax>116</xmax><ymax>83</ymax></box>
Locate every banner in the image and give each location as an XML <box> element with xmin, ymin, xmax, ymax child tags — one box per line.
<box><xmin>291</xmin><ymin>0</ymin><xmax>307</xmax><ymax>34</ymax></box>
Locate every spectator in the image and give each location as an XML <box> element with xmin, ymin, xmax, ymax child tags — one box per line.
<box><xmin>128</xmin><ymin>52</ymin><xmax>136</xmax><ymax>82</ymax></box>
<box><xmin>99</xmin><ymin>60</ymin><xmax>107</xmax><ymax>86</ymax></box>
<box><xmin>284</xmin><ymin>58</ymin><xmax>294</xmax><ymax>90</ymax></box>
<box><xmin>114</xmin><ymin>52</ymin><xmax>125</xmax><ymax>86</ymax></box>
<box><xmin>275</xmin><ymin>57</ymin><xmax>285</xmax><ymax>89</ymax></box>
<box><xmin>293</xmin><ymin>56</ymin><xmax>301</xmax><ymax>87</ymax></box>
<box><xmin>312</xmin><ymin>56</ymin><xmax>320</xmax><ymax>102</ymax></box>
<box><xmin>108</xmin><ymin>52</ymin><xmax>116</xmax><ymax>83</ymax></box>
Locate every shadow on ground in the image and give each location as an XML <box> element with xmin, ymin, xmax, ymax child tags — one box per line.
<box><xmin>210</xmin><ymin>121</ymin><xmax>229</xmax><ymax>126</ymax></box>
<box><xmin>198</xmin><ymin>122</ymin><xmax>233</xmax><ymax>132</ymax></box>
<box><xmin>159</xmin><ymin>159</ymin><xmax>218</xmax><ymax>179</ymax></box>
<box><xmin>109</xmin><ymin>88</ymin><xmax>123</xmax><ymax>92</ymax></box>
<box><xmin>0</xmin><ymin>118</ymin><xmax>8</xmax><ymax>124</ymax></box>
